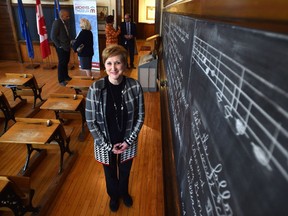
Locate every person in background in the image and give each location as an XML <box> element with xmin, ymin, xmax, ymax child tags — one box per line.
<box><xmin>105</xmin><ymin>15</ymin><xmax>121</xmax><ymax>47</ymax></box>
<box><xmin>85</xmin><ymin>45</ymin><xmax>145</xmax><ymax>212</ymax></box>
<box><xmin>51</xmin><ymin>9</ymin><xmax>71</xmax><ymax>86</ymax></box>
<box><xmin>120</xmin><ymin>13</ymin><xmax>137</xmax><ymax>69</ymax></box>
<box><xmin>72</xmin><ymin>18</ymin><xmax>94</xmax><ymax>77</ymax></box>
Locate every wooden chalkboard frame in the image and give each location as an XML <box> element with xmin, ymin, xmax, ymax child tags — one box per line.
<box><xmin>163</xmin><ymin>0</ymin><xmax>288</xmax><ymax>34</ymax></box>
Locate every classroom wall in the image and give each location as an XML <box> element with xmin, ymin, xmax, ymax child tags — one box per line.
<box><xmin>10</xmin><ymin>0</ymin><xmax>115</xmax><ymax>64</ymax></box>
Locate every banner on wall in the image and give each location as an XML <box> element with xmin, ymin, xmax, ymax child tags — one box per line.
<box><xmin>73</xmin><ymin>0</ymin><xmax>100</xmax><ymax>70</ymax></box>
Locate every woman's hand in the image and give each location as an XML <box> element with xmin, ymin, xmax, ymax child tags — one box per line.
<box><xmin>112</xmin><ymin>141</ymin><xmax>129</xmax><ymax>154</ymax></box>
<box><xmin>70</xmin><ymin>39</ymin><xmax>76</xmax><ymax>46</ymax></box>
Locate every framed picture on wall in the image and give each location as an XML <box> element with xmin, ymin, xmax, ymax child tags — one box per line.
<box><xmin>146</xmin><ymin>6</ymin><xmax>155</xmax><ymax>21</ymax></box>
<box><xmin>97</xmin><ymin>6</ymin><xmax>108</xmax><ymax>23</ymax></box>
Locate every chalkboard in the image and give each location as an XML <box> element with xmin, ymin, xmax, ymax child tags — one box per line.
<box><xmin>162</xmin><ymin>12</ymin><xmax>288</xmax><ymax>216</ymax></box>
<box><xmin>13</xmin><ymin>5</ymin><xmax>76</xmax><ymax>41</ymax></box>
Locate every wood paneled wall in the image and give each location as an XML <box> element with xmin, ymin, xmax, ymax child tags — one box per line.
<box><xmin>0</xmin><ymin>0</ymin><xmax>20</xmax><ymax>61</ymax></box>
<box><xmin>137</xmin><ymin>23</ymin><xmax>155</xmax><ymax>40</ymax></box>
<box><xmin>19</xmin><ymin>42</ymin><xmax>57</xmax><ymax>63</ymax></box>
<box><xmin>19</xmin><ymin>34</ymin><xmax>106</xmax><ymax>67</ymax></box>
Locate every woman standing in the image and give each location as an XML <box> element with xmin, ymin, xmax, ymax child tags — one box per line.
<box><xmin>85</xmin><ymin>45</ymin><xmax>145</xmax><ymax>212</ymax></box>
<box><xmin>72</xmin><ymin>18</ymin><xmax>94</xmax><ymax>77</ymax></box>
<box><xmin>105</xmin><ymin>15</ymin><xmax>121</xmax><ymax>47</ymax></box>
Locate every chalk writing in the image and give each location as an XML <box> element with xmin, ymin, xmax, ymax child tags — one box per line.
<box><xmin>192</xmin><ymin>36</ymin><xmax>288</xmax><ymax>181</ymax></box>
<box><xmin>162</xmin><ymin>12</ymin><xmax>288</xmax><ymax>216</ymax></box>
<box><xmin>185</xmin><ymin>108</ymin><xmax>233</xmax><ymax>216</ymax></box>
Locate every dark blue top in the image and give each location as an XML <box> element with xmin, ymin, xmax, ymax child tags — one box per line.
<box><xmin>72</xmin><ymin>29</ymin><xmax>94</xmax><ymax>57</ymax></box>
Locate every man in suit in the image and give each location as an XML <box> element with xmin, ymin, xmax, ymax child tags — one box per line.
<box><xmin>120</xmin><ymin>13</ymin><xmax>137</xmax><ymax>69</ymax></box>
<box><xmin>51</xmin><ymin>9</ymin><xmax>72</xmax><ymax>86</ymax></box>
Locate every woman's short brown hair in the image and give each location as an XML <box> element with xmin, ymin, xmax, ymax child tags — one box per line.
<box><xmin>102</xmin><ymin>45</ymin><xmax>128</xmax><ymax>66</ymax></box>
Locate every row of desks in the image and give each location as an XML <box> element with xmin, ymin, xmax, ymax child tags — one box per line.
<box><xmin>0</xmin><ymin>74</ymin><xmax>96</xmax><ymax>98</ymax></box>
<box><xmin>0</xmin><ymin>74</ymin><xmax>100</xmax><ymax>214</ymax></box>
<box><xmin>0</xmin><ymin>75</ymin><xmax>99</xmax><ymax>175</ymax></box>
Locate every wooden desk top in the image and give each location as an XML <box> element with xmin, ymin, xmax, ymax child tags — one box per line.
<box><xmin>0</xmin><ymin>76</ymin><xmax>32</xmax><ymax>86</ymax></box>
<box><xmin>0</xmin><ymin>118</ymin><xmax>60</xmax><ymax>145</ymax></box>
<box><xmin>40</xmin><ymin>94</ymin><xmax>84</xmax><ymax>111</ymax></box>
<box><xmin>66</xmin><ymin>77</ymin><xmax>97</xmax><ymax>89</ymax></box>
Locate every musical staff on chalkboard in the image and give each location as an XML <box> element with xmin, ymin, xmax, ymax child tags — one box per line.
<box><xmin>192</xmin><ymin>36</ymin><xmax>288</xmax><ymax>181</ymax></box>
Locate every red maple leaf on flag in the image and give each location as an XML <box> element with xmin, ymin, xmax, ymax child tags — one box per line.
<box><xmin>36</xmin><ymin>0</ymin><xmax>51</xmax><ymax>59</ymax></box>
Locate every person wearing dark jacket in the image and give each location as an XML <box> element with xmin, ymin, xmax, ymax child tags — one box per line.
<box><xmin>120</xmin><ymin>13</ymin><xmax>137</xmax><ymax>69</ymax></box>
<box><xmin>72</xmin><ymin>18</ymin><xmax>94</xmax><ymax>77</ymax></box>
<box><xmin>50</xmin><ymin>9</ymin><xmax>71</xmax><ymax>86</ymax></box>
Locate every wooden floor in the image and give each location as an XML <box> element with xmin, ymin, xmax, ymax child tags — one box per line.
<box><xmin>0</xmin><ymin>40</ymin><xmax>164</xmax><ymax>215</ymax></box>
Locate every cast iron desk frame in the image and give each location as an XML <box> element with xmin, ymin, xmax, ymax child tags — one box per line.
<box><xmin>0</xmin><ymin>74</ymin><xmax>45</xmax><ymax>108</ymax></box>
<box><xmin>0</xmin><ymin>118</ymin><xmax>73</xmax><ymax>174</ymax></box>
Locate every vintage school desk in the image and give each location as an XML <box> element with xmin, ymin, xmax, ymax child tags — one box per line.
<box><xmin>40</xmin><ymin>93</ymin><xmax>86</xmax><ymax>141</ymax></box>
<box><xmin>66</xmin><ymin>76</ymin><xmax>98</xmax><ymax>95</ymax></box>
<box><xmin>0</xmin><ymin>118</ymin><xmax>73</xmax><ymax>175</ymax></box>
<box><xmin>0</xmin><ymin>176</ymin><xmax>38</xmax><ymax>215</ymax></box>
<box><xmin>0</xmin><ymin>73</ymin><xmax>45</xmax><ymax>108</ymax></box>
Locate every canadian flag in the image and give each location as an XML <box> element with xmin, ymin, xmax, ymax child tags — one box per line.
<box><xmin>36</xmin><ymin>0</ymin><xmax>51</xmax><ymax>59</ymax></box>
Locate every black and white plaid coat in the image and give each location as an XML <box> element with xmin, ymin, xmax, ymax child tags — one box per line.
<box><xmin>85</xmin><ymin>76</ymin><xmax>145</xmax><ymax>165</ymax></box>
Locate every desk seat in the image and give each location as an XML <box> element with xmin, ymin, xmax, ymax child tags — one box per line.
<box><xmin>0</xmin><ymin>91</ymin><xmax>16</xmax><ymax>134</ymax></box>
<box><xmin>0</xmin><ymin>176</ymin><xmax>38</xmax><ymax>215</ymax></box>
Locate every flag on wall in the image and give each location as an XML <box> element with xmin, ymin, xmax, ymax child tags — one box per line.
<box><xmin>36</xmin><ymin>0</ymin><xmax>51</xmax><ymax>59</ymax></box>
<box><xmin>54</xmin><ymin>0</ymin><xmax>61</xmax><ymax>20</ymax></box>
<box><xmin>18</xmin><ymin>0</ymin><xmax>34</xmax><ymax>59</ymax></box>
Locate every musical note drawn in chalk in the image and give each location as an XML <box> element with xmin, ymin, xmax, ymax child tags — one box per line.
<box><xmin>251</xmin><ymin>142</ymin><xmax>272</xmax><ymax>171</ymax></box>
<box><xmin>235</xmin><ymin>118</ymin><xmax>246</xmax><ymax>135</ymax></box>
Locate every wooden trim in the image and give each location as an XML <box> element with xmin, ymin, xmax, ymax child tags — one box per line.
<box><xmin>7</xmin><ymin>0</ymin><xmax>22</xmax><ymax>62</ymax></box>
<box><xmin>155</xmin><ymin>0</ymin><xmax>162</xmax><ymax>34</ymax></box>
<box><xmin>163</xmin><ymin>0</ymin><xmax>288</xmax><ymax>34</ymax></box>
<box><xmin>159</xmin><ymin>53</ymin><xmax>181</xmax><ymax>216</ymax></box>
<box><xmin>116</xmin><ymin>0</ymin><xmax>121</xmax><ymax>27</ymax></box>
<box><xmin>18</xmin><ymin>41</ymin><xmax>79</xmax><ymax>65</ymax></box>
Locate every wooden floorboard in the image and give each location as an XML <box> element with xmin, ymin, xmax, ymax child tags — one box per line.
<box><xmin>0</xmin><ymin>40</ymin><xmax>164</xmax><ymax>216</ymax></box>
